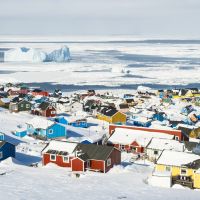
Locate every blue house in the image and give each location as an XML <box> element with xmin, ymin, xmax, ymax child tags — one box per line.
<box><xmin>14</xmin><ymin>125</ymin><xmax>27</xmax><ymax>138</ymax></box>
<box><xmin>55</xmin><ymin>116</ymin><xmax>88</xmax><ymax>128</ymax></box>
<box><xmin>153</xmin><ymin>112</ymin><xmax>166</xmax><ymax>122</ymax></box>
<box><xmin>0</xmin><ymin>132</ymin><xmax>21</xmax><ymax>161</ymax></box>
<box><xmin>128</xmin><ymin>116</ymin><xmax>152</xmax><ymax>127</ymax></box>
<box><xmin>55</xmin><ymin>116</ymin><xmax>68</xmax><ymax>125</ymax></box>
<box><xmin>26</xmin><ymin>117</ymin><xmax>67</xmax><ymax>140</ymax></box>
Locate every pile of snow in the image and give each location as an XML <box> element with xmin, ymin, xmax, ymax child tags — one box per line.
<box><xmin>4</xmin><ymin>46</ymin><xmax>70</xmax><ymax>62</ymax></box>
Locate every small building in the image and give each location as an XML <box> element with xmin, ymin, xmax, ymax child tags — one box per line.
<box><xmin>42</xmin><ymin>141</ymin><xmax>121</xmax><ymax>173</ymax></box>
<box><xmin>32</xmin><ymin>89</ymin><xmax>49</xmax><ymax>97</ymax></box>
<box><xmin>32</xmin><ymin>102</ymin><xmax>56</xmax><ymax>117</ymax></box>
<box><xmin>107</xmin><ymin>128</ymin><xmax>175</xmax><ymax>154</ymax></box>
<box><xmin>0</xmin><ymin>132</ymin><xmax>21</xmax><ymax>161</ymax></box>
<box><xmin>71</xmin><ymin>143</ymin><xmax>121</xmax><ymax>173</ymax></box>
<box><xmin>9</xmin><ymin>99</ymin><xmax>32</xmax><ymax>112</ymax></box>
<box><xmin>155</xmin><ymin>150</ymin><xmax>200</xmax><ymax>189</ymax></box>
<box><xmin>177</xmin><ymin>124</ymin><xmax>200</xmax><ymax>139</ymax></box>
<box><xmin>129</xmin><ymin>116</ymin><xmax>152</xmax><ymax>127</ymax></box>
<box><xmin>97</xmin><ymin>107</ymin><xmax>126</xmax><ymax>124</ymax></box>
<box><xmin>42</xmin><ymin>141</ymin><xmax>78</xmax><ymax>167</ymax></box>
<box><xmin>146</xmin><ymin>138</ymin><xmax>185</xmax><ymax>162</ymax></box>
<box><xmin>109</xmin><ymin>124</ymin><xmax>185</xmax><ymax>141</ymax></box>
<box><xmin>0</xmin><ymin>98</ymin><xmax>10</xmax><ymax>109</ymax></box>
<box><xmin>26</xmin><ymin>117</ymin><xmax>67</xmax><ymax>140</ymax></box>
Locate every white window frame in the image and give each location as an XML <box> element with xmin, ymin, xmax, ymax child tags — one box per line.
<box><xmin>50</xmin><ymin>154</ymin><xmax>56</xmax><ymax>161</ymax></box>
<box><xmin>51</xmin><ymin>111</ymin><xmax>56</xmax><ymax>114</ymax></box>
<box><xmin>121</xmin><ymin>145</ymin><xmax>125</xmax><ymax>150</ymax></box>
<box><xmin>63</xmin><ymin>156</ymin><xmax>69</xmax><ymax>163</ymax></box>
<box><xmin>26</xmin><ymin>104</ymin><xmax>30</xmax><ymax>108</ymax></box>
<box><xmin>48</xmin><ymin>129</ymin><xmax>53</xmax><ymax>134</ymax></box>
<box><xmin>0</xmin><ymin>152</ymin><xmax>3</xmax><ymax>159</ymax></box>
<box><xmin>107</xmin><ymin>158</ymin><xmax>111</xmax><ymax>167</ymax></box>
<box><xmin>180</xmin><ymin>168</ymin><xmax>187</xmax><ymax>175</ymax></box>
<box><xmin>165</xmin><ymin>166</ymin><xmax>171</xmax><ymax>172</ymax></box>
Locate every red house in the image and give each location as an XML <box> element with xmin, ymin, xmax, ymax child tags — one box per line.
<box><xmin>7</xmin><ymin>89</ymin><xmax>29</xmax><ymax>96</ymax></box>
<box><xmin>32</xmin><ymin>89</ymin><xmax>49</xmax><ymax>97</ymax></box>
<box><xmin>42</xmin><ymin>141</ymin><xmax>121</xmax><ymax>173</ymax></box>
<box><xmin>109</xmin><ymin>124</ymin><xmax>186</xmax><ymax>141</ymax></box>
<box><xmin>107</xmin><ymin>127</ymin><xmax>181</xmax><ymax>154</ymax></box>
<box><xmin>32</xmin><ymin>102</ymin><xmax>56</xmax><ymax>117</ymax></box>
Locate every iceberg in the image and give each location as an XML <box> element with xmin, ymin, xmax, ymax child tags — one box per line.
<box><xmin>46</xmin><ymin>46</ymin><xmax>70</xmax><ymax>62</ymax></box>
<box><xmin>4</xmin><ymin>46</ymin><xmax>70</xmax><ymax>63</ymax></box>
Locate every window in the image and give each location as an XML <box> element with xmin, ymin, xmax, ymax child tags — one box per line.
<box><xmin>121</xmin><ymin>145</ymin><xmax>125</xmax><ymax>150</ymax></box>
<box><xmin>49</xmin><ymin>106</ymin><xmax>52</xmax><ymax>109</ymax></box>
<box><xmin>63</xmin><ymin>156</ymin><xmax>69</xmax><ymax>163</ymax></box>
<box><xmin>26</xmin><ymin>104</ymin><xmax>30</xmax><ymax>108</ymax></box>
<box><xmin>180</xmin><ymin>168</ymin><xmax>187</xmax><ymax>175</ymax></box>
<box><xmin>165</xmin><ymin>166</ymin><xmax>171</xmax><ymax>172</ymax></box>
<box><xmin>107</xmin><ymin>158</ymin><xmax>111</xmax><ymax>167</ymax></box>
<box><xmin>51</xmin><ymin>111</ymin><xmax>56</xmax><ymax>114</ymax></box>
<box><xmin>131</xmin><ymin>147</ymin><xmax>136</xmax><ymax>152</ymax></box>
<box><xmin>21</xmin><ymin>104</ymin><xmax>24</xmax><ymax>108</ymax></box>
<box><xmin>50</xmin><ymin>154</ymin><xmax>56</xmax><ymax>161</ymax></box>
<box><xmin>154</xmin><ymin>150</ymin><xmax>158</xmax><ymax>155</ymax></box>
<box><xmin>48</xmin><ymin>129</ymin><xmax>53</xmax><ymax>134</ymax></box>
<box><xmin>0</xmin><ymin>152</ymin><xmax>3</xmax><ymax>159</ymax></box>
<box><xmin>175</xmin><ymin>136</ymin><xmax>179</xmax><ymax>141</ymax></box>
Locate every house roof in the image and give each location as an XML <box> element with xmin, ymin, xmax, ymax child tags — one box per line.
<box><xmin>157</xmin><ymin>150</ymin><xmax>200</xmax><ymax>167</ymax></box>
<box><xmin>184</xmin><ymin>141</ymin><xmax>199</xmax><ymax>152</ymax></box>
<box><xmin>39</xmin><ymin>102</ymin><xmax>54</xmax><ymax>110</ymax></box>
<box><xmin>42</xmin><ymin>141</ymin><xmax>77</xmax><ymax>155</ymax></box>
<box><xmin>27</xmin><ymin>117</ymin><xmax>54</xmax><ymax>129</ymax></box>
<box><xmin>108</xmin><ymin>128</ymin><xmax>174</xmax><ymax>147</ymax></box>
<box><xmin>100</xmin><ymin>107</ymin><xmax>118</xmax><ymax>117</ymax></box>
<box><xmin>147</xmin><ymin>138</ymin><xmax>184</xmax><ymax>151</ymax></box>
<box><xmin>32</xmin><ymin>89</ymin><xmax>43</xmax><ymax>93</ymax></box>
<box><xmin>75</xmin><ymin>143</ymin><xmax>115</xmax><ymax>161</ymax></box>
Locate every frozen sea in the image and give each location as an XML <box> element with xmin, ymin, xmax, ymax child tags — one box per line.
<box><xmin>0</xmin><ymin>37</ymin><xmax>200</xmax><ymax>91</ymax></box>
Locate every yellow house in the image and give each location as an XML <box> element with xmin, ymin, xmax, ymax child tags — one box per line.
<box><xmin>155</xmin><ymin>150</ymin><xmax>200</xmax><ymax>189</ymax></box>
<box><xmin>97</xmin><ymin>107</ymin><xmax>126</xmax><ymax>124</ymax></box>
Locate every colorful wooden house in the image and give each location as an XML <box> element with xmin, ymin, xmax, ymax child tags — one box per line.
<box><xmin>42</xmin><ymin>141</ymin><xmax>78</xmax><ymax>167</ymax></box>
<box><xmin>128</xmin><ymin>116</ymin><xmax>152</xmax><ymax>127</ymax></box>
<box><xmin>0</xmin><ymin>98</ymin><xmax>10</xmax><ymax>108</ymax></box>
<box><xmin>155</xmin><ymin>150</ymin><xmax>200</xmax><ymax>189</ymax></box>
<box><xmin>0</xmin><ymin>132</ymin><xmax>21</xmax><ymax>161</ymax></box>
<box><xmin>107</xmin><ymin>127</ymin><xmax>175</xmax><ymax>154</ymax></box>
<box><xmin>26</xmin><ymin>117</ymin><xmax>67</xmax><ymax>140</ymax></box>
<box><xmin>9</xmin><ymin>99</ymin><xmax>32</xmax><ymax>112</ymax></box>
<box><xmin>71</xmin><ymin>143</ymin><xmax>121</xmax><ymax>173</ymax></box>
<box><xmin>42</xmin><ymin>141</ymin><xmax>121</xmax><ymax>173</ymax></box>
<box><xmin>146</xmin><ymin>138</ymin><xmax>185</xmax><ymax>162</ymax></box>
<box><xmin>177</xmin><ymin>124</ymin><xmax>200</xmax><ymax>139</ymax></box>
<box><xmin>97</xmin><ymin>107</ymin><xmax>126</xmax><ymax>124</ymax></box>
<box><xmin>109</xmin><ymin>124</ymin><xmax>186</xmax><ymax>141</ymax></box>
<box><xmin>32</xmin><ymin>102</ymin><xmax>56</xmax><ymax>117</ymax></box>
<box><xmin>32</xmin><ymin>89</ymin><xmax>49</xmax><ymax>97</ymax></box>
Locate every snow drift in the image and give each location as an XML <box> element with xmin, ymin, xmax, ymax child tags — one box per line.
<box><xmin>4</xmin><ymin>46</ymin><xmax>70</xmax><ymax>62</ymax></box>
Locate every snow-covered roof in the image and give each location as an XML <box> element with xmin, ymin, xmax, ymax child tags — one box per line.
<box><xmin>26</xmin><ymin>117</ymin><xmax>54</xmax><ymax>129</ymax></box>
<box><xmin>147</xmin><ymin>138</ymin><xmax>184</xmax><ymax>151</ymax></box>
<box><xmin>0</xmin><ymin>98</ymin><xmax>11</xmax><ymax>103</ymax></box>
<box><xmin>108</xmin><ymin>128</ymin><xmax>174</xmax><ymax>147</ymax></box>
<box><xmin>157</xmin><ymin>150</ymin><xmax>200</xmax><ymax>167</ymax></box>
<box><xmin>42</xmin><ymin>141</ymin><xmax>77</xmax><ymax>154</ymax></box>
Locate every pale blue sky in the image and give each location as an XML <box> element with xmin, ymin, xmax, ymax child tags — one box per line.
<box><xmin>0</xmin><ymin>0</ymin><xmax>200</xmax><ymax>38</ymax></box>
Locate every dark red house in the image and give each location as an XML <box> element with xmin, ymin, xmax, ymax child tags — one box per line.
<box><xmin>109</xmin><ymin>124</ymin><xmax>186</xmax><ymax>141</ymax></box>
<box><xmin>32</xmin><ymin>89</ymin><xmax>49</xmax><ymax>97</ymax></box>
<box><xmin>42</xmin><ymin>141</ymin><xmax>121</xmax><ymax>173</ymax></box>
<box><xmin>7</xmin><ymin>89</ymin><xmax>29</xmax><ymax>96</ymax></box>
<box><xmin>32</xmin><ymin>102</ymin><xmax>56</xmax><ymax>117</ymax></box>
